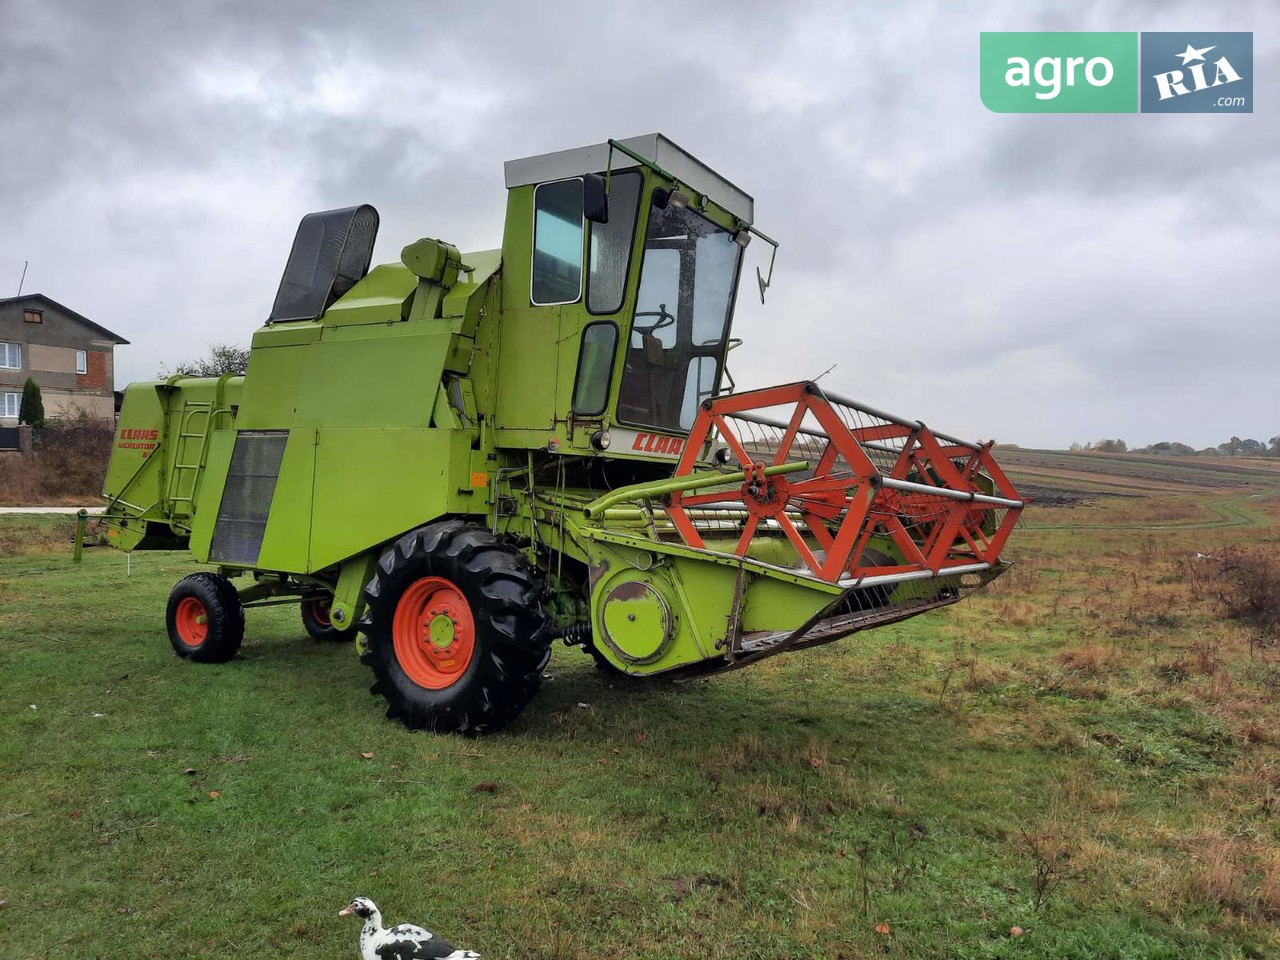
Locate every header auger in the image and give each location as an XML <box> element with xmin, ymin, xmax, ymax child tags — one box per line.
<box><xmin>99</xmin><ymin>134</ymin><xmax>1024</xmax><ymax>733</ymax></box>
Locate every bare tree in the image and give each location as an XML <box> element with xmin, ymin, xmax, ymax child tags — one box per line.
<box><xmin>159</xmin><ymin>343</ymin><xmax>251</xmax><ymax>378</ymax></box>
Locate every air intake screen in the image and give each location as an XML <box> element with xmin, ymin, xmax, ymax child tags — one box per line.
<box><xmin>209</xmin><ymin>431</ymin><xmax>289</xmax><ymax>565</ymax></box>
<box><xmin>269</xmin><ymin>205</ymin><xmax>380</xmax><ymax>322</ymax></box>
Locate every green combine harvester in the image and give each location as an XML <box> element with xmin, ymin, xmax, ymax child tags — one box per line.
<box><xmin>99</xmin><ymin>135</ymin><xmax>1024</xmax><ymax>733</ymax></box>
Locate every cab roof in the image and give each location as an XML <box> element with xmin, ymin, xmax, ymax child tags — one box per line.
<box><xmin>503</xmin><ymin>133</ymin><xmax>754</xmax><ymax>224</ymax></box>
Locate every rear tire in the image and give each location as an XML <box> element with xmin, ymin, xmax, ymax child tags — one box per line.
<box><xmin>301</xmin><ymin>596</ymin><xmax>357</xmax><ymax>643</ymax></box>
<box><xmin>166</xmin><ymin>573</ymin><xmax>244</xmax><ymax>663</ymax></box>
<box><xmin>360</xmin><ymin>520</ymin><xmax>551</xmax><ymax>734</ymax></box>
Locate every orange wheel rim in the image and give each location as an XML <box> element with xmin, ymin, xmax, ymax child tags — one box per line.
<box><xmin>310</xmin><ymin>598</ymin><xmax>332</xmax><ymax>628</ymax></box>
<box><xmin>392</xmin><ymin>577</ymin><xmax>476</xmax><ymax>689</ymax></box>
<box><xmin>175</xmin><ymin>596</ymin><xmax>208</xmax><ymax>647</ymax></box>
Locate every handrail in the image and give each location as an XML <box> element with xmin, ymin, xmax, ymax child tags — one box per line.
<box><xmin>583</xmin><ymin>461</ymin><xmax>809</xmax><ymax>521</ymax></box>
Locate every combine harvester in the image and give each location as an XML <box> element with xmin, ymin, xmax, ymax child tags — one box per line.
<box><xmin>98</xmin><ymin>135</ymin><xmax>1024</xmax><ymax>732</ymax></box>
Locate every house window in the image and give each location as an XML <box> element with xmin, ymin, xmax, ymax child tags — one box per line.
<box><xmin>0</xmin><ymin>342</ymin><xmax>20</xmax><ymax>369</ymax></box>
<box><xmin>1</xmin><ymin>393</ymin><xmax>19</xmax><ymax>418</ymax></box>
<box><xmin>76</xmin><ymin>349</ymin><xmax>88</xmax><ymax>374</ymax></box>
<box><xmin>23</xmin><ymin>309</ymin><xmax>42</xmax><ymax>323</ymax></box>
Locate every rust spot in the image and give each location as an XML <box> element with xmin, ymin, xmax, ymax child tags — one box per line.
<box><xmin>608</xmin><ymin>581</ymin><xmax>649</xmax><ymax>601</ymax></box>
<box><xmin>588</xmin><ymin>558</ymin><xmax>610</xmax><ymax>588</ymax></box>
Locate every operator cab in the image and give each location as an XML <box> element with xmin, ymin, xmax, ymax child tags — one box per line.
<box><xmin>499</xmin><ymin>135</ymin><xmax>764</xmax><ymax>456</ymax></box>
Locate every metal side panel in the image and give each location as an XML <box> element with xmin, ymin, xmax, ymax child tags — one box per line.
<box><xmin>208</xmin><ymin>430</ymin><xmax>289</xmax><ymax>566</ymax></box>
<box><xmin>305</xmin><ymin>427</ymin><xmax>478</xmax><ymax>573</ymax></box>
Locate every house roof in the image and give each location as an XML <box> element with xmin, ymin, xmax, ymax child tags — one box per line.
<box><xmin>0</xmin><ymin>293</ymin><xmax>130</xmax><ymax>345</ymax></box>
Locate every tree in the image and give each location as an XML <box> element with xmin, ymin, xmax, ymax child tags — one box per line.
<box><xmin>19</xmin><ymin>377</ymin><xmax>45</xmax><ymax>428</ymax></box>
<box><xmin>1138</xmin><ymin>441</ymin><xmax>1197</xmax><ymax>456</ymax></box>
<box><xmin>1094</xmin><ymin>438</ymin><xmax>1127</xmax><ymax>453</ymax></box>
<box><xmin>160</xmin><ymin>343</ymin><xmax>250</xmax><ymax>378</ymax></box>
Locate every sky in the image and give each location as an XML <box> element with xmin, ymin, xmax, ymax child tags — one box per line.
<box><xmin>1</xmin><ymin>0</ymin><xmax>1274</xmax><ymax>450</ymax></box>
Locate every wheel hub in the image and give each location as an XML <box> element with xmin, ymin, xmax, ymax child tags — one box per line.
<box><xmin>392</xmin><ymin>577</ymin><xmax>476</xmax><ymax>689</ymax></box>
<box><xmin>174</xmin><ymin>596</ymin><xmax>208</xmax><ymax>647</ymax></box>
<box><xmin>427</xmin><ymin>612</ymin><xmax>455</xmax><ymax>648</ymax></box>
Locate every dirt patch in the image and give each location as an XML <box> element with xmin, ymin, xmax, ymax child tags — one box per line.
<box><xmin>1015</xmin><ymin>482</ymin><xmax>1129</xmax><ymax>508</ymax></box>
<box><xmin>0</xmin><ymin>516</ymin><xmax>105</xmax><ymax>555</ymax></box>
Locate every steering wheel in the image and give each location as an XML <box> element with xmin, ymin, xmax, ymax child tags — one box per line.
<box><xmin>632</xmin><ymin>304</ymin><xmax>675</xmax><ymax>336</ymax></box>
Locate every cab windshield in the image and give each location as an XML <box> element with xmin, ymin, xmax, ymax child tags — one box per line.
<box><xmin>616</xmin><ymin>197</ymin><xmax>742</xmax><ymax>432</ymax></box>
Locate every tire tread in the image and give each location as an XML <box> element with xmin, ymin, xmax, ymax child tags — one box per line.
<box><xmin>360</xmin><ymin>521</ymin><xmax>550</xmax><ymax>733</ymax></box>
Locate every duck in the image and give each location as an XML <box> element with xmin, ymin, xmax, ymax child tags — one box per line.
<box><xmin>339</xmin><ymin>896</ymin><xmax>480</xmax><ymax>960</ymax></box>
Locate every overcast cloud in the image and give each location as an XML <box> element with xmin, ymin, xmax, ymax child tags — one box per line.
<box><xmin>1</xmin><ymin>0</ymin><xmax>1274</xmax><ymax>449</ymax></box>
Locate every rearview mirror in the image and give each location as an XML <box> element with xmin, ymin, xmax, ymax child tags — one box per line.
<box><xmin>583</xmin><ymin>173</ymin><xmax>609</xmax><ymax>224</ymax></box>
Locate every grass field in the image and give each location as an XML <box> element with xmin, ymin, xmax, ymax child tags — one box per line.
<box><xmin>2</xmin><ymin>454</ymin><xmax>1278</xmax><ymax>959</ymax></box>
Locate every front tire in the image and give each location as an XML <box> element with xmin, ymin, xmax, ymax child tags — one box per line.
<box><xmin>166</xmin><ymin>573</ymin><xmax>245</xmax><ymax>663</ymax></box>
<box><xmin>361</xmin><ymin>520</ymin><xmax>551</xmax><ymax>733</ymax></box>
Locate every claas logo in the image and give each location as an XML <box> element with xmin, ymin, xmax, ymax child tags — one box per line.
<box><xmin>117</xmin><ymin>428</ymin><xmax>159</xmax><ymax>457</ymax></box>
<box><xmin>631</xmin><ymin>432</ymin><xmax>684</xmax><ymax>455</ymax></box>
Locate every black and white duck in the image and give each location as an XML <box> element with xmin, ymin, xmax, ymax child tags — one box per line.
<box><xmin>339</xmin><ymin>896</ymin><xmax>480</xmax><ymax>960</ymax></box>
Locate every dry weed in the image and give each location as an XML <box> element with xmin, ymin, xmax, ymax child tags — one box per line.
<box><xmin>1168</xmin><ymin>831</ymin><xmax>1280</xmax><ymax>923</ymax></box>
<box><xmin>1057</xmin><ymin>644</ymin><xmax>1122</xmax><ymax>676</ymax></box>
<box><xmin>1017</xmin><ymin>826</ymin><xmax>1079</xmax><ymax>911</ymax></box>
<box><xmin>704</xmin><ymin>733</ymin><xmax>770</xmax><ymax>775</ymax></box>
<box><xmin>996</xmin><ymin>599</ymin><xmax>1039</xmax><ymax>626</ymax></box>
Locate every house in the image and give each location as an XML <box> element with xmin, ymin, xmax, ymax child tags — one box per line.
<box><xmin>0</xmin><ymin>294</ymin><xmax>129</xmax><ymax>423</ymax></box>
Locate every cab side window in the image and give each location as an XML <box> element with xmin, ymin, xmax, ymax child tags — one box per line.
<box><xmin>587</xmin><ymin>171</ymin><xmax>642</xmax><ymax>314</ymax></box>
<box><xmin>572</xmin><ymin>322</ymin><xmax>619</xmax><ymax>415</ymax></box>
<box><xmin>532</xmin><ymin>179</ymin><xmax>584</xmax><ymax>305</ymax></box>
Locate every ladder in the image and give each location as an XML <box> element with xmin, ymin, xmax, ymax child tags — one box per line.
<box><xmin>165</xmin><ymin>400</ymin><xmax>214</xmax><ymax>521</ymax></box>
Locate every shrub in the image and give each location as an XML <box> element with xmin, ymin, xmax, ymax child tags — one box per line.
<box><xmin>19</xmin><ymin>377</ymin><xmax>45</xmax><ymax>427</ymax></box>
<box><xmin>1213</xmin><ymin>548</ymin><xmax>1280</xmax><ymax>638</ymax></box>
<box><xmin>0</xmin><ymin>410</ymin><xmax>114</xmax><ymax>504</ymax></box>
